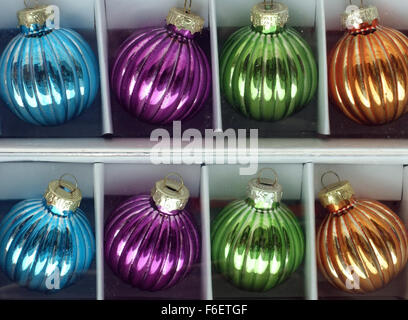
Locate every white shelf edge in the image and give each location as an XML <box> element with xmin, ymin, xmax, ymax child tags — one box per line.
<box><xmin>0</xmin><ymin>138</ymin><xmax>406</xmax><ymax>164</ymax></box>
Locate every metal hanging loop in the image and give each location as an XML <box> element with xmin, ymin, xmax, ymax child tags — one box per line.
<box><xmin>58</xmin><ymin>173</ymin><xmax>79</xmax><ymax>193</ymax></box>
<box><xmin>257</xmin><ymin>168</ymin><xmax>278</xmax><ymax>186</ymax></box>
<box><xmin>164</xmin><ymin>172</ymin><xmax>184</xmax><ymax>192</ymax></box>
<box><xmin>264</xmin><ymin>0</ymin><xmax>274</xmax><ymax>10</ymax></box>
<box><xmin>321</xmin><ymin>171</ymin><xmax>341</xmax><ymax>188</ymax></box>
<box><xmin>184</xmin><ymin>0</ymin><xmax>192</xmax><ymax>14</ymax></box>
<box><xmin>348</xmin><ymin>0</ymin><xmax>364</xmax><ymax>7</ymax></box>
<box><xmin>24</xmin><ymin>0</ymin><xmax>40</xmax><ymax>8</ymax></box>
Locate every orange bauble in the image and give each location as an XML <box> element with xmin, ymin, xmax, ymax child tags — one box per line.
<box><xmin>329</xmin><ymin>5</ymin><xmax>408</xmax><ymax>125</ymax></box>
<box><xmin>316</xmin><ymin>175</ymin><xmax>408</xmax><ymax>294</ymax></box>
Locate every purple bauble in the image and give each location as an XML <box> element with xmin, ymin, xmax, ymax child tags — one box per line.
<box><xmin>111</xmin><ymin>7</ymin><xmax>211</xmax><ymax>124</ymax></box>
<box><xmin>104</xmin><ymin>175</ymin><xmax>200</xmax><ymax>291</ymax></box>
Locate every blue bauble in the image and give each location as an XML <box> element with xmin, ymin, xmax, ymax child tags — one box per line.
<box><xmin>0</xmin><ymin>178</ymin><xmax>95</xmax><ymax>292</ymax></box>
<box><xmin>0</xmin><ymin>4</ymin><xmax>99</xmax><ymax>126</ymax></box>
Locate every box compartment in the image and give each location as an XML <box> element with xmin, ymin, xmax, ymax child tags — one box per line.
<box><xmin>0</xmin><ymin>0</ymin><xmax>111</xmax><ymax>137</ymax></box>
<box><xmin>314</xmin><ymin>164</ymin><xmax>408</xmax><ymax>299</ymax></box>
<box><xmin>206</xmin><ymin>163</ymin><xmax>317</xmax><ymax>299</ymax></box>
<box><xmin>101</xmin><ymin>163</ymin><xmax>209</xmax><ymax>299</ymax></box>
<box><xmin>0</xmin><ymin>162</ymin><xmax>96</xmax><ymax>299</ymax></box>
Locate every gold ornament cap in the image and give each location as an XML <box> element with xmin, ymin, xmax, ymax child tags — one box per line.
<box><xmin>251</xmin><ymin>1</ymin><xmax>289</xmax><ymax>29</ymax></box>
<box><xmin>166</xmin><ymin>7</ymin><xmax>204</xmax><ymax>34</ymax></box>
<box><xmin>151</xmin><ymin>173</ymin><xmax>190</xmax><ymax>212</ymax></box>
<box><xmin>44</xmin><ymin>175</ymin><xmax>82</xmax><ymax>213</ymax></box>
<box><xmin>318</xmin><ymin>171</ymin><xmax>355</xmax><ymax>212</ymax></box>
<box><xmin>342</xmin><ymin>5</ymin><xmax>379</xmax><ymax>30</ymax></box>
<box><xmin>18</xmin><ymin>4</ymin><xmax>58</xmax><ymax>27</ymax></box>
<box><xmin>247</xmin><ymin>168</ymin><xmax>283</xmax><ymax>210</ymax></box>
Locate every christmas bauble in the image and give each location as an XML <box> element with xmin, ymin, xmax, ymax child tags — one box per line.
<box><xmin>0</xmin><ymin>4</ymin><xmax>99</xmax><ymax>126</ymax></box>
<box><xmin>111</xmin><ymin>5</ymin><xmax>211</xmax><ymax>125</ymax></box>
<box><xmin>329</xmin><ymin>5</ymin><xmax>408</xmax><ymax>125</ymax></box>
<box><xmin>0</xmin><ymin>176</ymin><xmax>95</xmax><ymax>291</ymax></box>
<box><xmin>220</xmin><ymin>2</ymin><xmax>317</xmax><ymax>121</ymax></box>
<box><xmin>104</xmin><ymin>173</ymin><xmax>200</xmax><ymax>291</ymax></box>
<box><xmin>211</xmin><ymin>169</ymin><xmax>305</xmax><ymax>291</ymax></box>
<box><xmin>316</xmin><ymin>172</ymin><xmax>408</xmax><ymax>293</ymax></box>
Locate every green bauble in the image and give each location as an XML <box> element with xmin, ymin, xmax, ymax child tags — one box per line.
<box><xmin>220</xmin><ymin>2</ymin><xmax>318</xmax><ymax>121</ymax></box>
<box><xmin>211</xmin><ymin>170</ymin><xmax>305</xmax><ymax>292</ymax></box>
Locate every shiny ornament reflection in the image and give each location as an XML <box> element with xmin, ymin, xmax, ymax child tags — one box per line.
<box><xmin>104</xmin><ymin>174</ymin><xmax>200</xmax><ymax>291</ymax></box>
<box><xmin>211</xmin><ymin>169</ymin><xmax>305</xmax><ymax>291</ymax></box>
<box><xmin>0</xmin><ymin>177</ymin><xmax>95</xmax><ymax>291</ymax></box>
<box><xmin>220</xmin><ymin>2</ymin><xmax>317</xmax><ymax>121</ymax></box>
<box><xmin>111</xmin><ymin>6</ymin><xmax>211</xmax><ymax>125</ymax></box>
<box><xmin>0</xmin><ymin>4</ymin><xmax>99</xmax><ymax>126</ymax></box>
<box><xmin>329</xmin><ymin>5</ymin><xmax>408</xmax><ymax>125</ymax></box>
<box><xmin>316</xmin><ymin>172</ymin><xmax>408</xmax><ymax>293</ymax></box>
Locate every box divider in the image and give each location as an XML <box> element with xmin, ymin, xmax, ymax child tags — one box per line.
<box><xmin>302</xmin><ymin>162</ymin><xmax>318</xmax><ymax>300</ymax></box>
<box><xmin>96</xmin><ymin>0</ymin><xmax>114</xmax><ymax>135</ymax></box>
<box><xmin>399</xmin><ymin>166</ymin><xmax>408</xmax><ymax>299</ymax></box>
<box><xmin>93</xmin><ymin>162</ymin><xmax>105</xmax><ymax>300</ymax></box>
<box><xmin>209</xmin><ymin>0</ymin><xmax>223</xmax><ymax>132</ymax></box>
<box><xmin>400</xmin><ymin>166</ymin><xmax>408</xmax><ymax>224</ymax></box>
<box><xmin>316</xmin><ymin>0</ymin><xmax>330</xmax><ymax>135</ymax></box>
<box><xmin>200</xmin><ymin>165</ymin><xmax>213</xmax><ymax>299</ymax></box>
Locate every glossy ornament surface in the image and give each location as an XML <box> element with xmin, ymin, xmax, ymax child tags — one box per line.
<box><xmin>220</xmin><ymin>2</ymin><xmax>317</xmax><ymax>121</ymax></box>
<box><xmin>329</xmin><ymin>5</ymin><xmax>408</xmax><ymax>125</ymax></box>
<box><xmin>317</xmin><ymin>172</ymin><xmax>408</xmax><ymax>293</ymax></box>
<box><xmin>111</xmin><ymin>6</ymin><xmax>211</xmax><ymax>125</ymax></box>
<box><xmin>0</xmin><ymin>4</ymin><xmax>99</xmax><ymax>126</ymax></box>
<box><xmin>0</xmin><ymin>176</ymin><xmax>95</xmax><ymax>291</ymax></box>
<box><xmin>104</xmin><ymin>173</ymin><xmax>200</xmax><ymax>291</ymax></box>
<box><xmin>211</xmin><ymin>169</ymin><xmax>305</xmax><ymax>291</ymax></box>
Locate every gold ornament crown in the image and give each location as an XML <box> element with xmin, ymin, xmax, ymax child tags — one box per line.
<box><xmin>151</xmin><ymin>173</ymin><xmax>190</xmax><ymax>212</ymax></box>
<box><xmin>318</xmin><ymin>180</ymin><xmax>355</xmax><ymax>209</ymax></box>
<box><xmin>44</xmin><ymin>176</ymin><xmax>82</xmax><ymax>213</ymax></box>
<box><xmin>247</xmin><ymin>168</ymin><xmax>283</xmax><ymax>209</ymax></box>
<box><xmin>251</xmin><ymin>2</ymin><xmax>289</xmax><ymax>29</ymax></box>
<box><xmin>18</xmin><ymin>4</ymin><xmax>56</xmax><ymax>27</ymax></box>
<box><xmin>342</xmin><ymin>5</ymin><xmax>379</xmax><ymax>30</ymax></box>
<box><xmin>166</xmin><ymin>7</ymin><xmax>204</xmax><ymax>34</ymax></box>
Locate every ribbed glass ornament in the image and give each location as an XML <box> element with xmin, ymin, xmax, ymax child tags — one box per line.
<box><xmin>104</xmin><ymin>191</ymin><xmax>200</xmax><ymax>291</ymax></box>
<box><xmin>111</xmin><ymin>7</ymin><xmax>211</xmax><ymax>125</ymax></box>
<box><xmin>0</xmin><ymin>179</ymin><xmax>95</xmax><ymax>292</ymax></box>
<box><xmin>220</xmin><ymin>2</ymin><xmax>317</xmax><ymax>121</ymax></box>
<box><xmin>0</xmin><ymin>5</ymin><xmax>99</xmax><ymax>126</ymax></box>
<box><xmin>329</xmin><ymin>25</ymin><xmax>408</xmax><ymax>125</ymax></box>
<box><xmin>211</xmin><ymin>170</ymin><xmax>305</xmax><ymax>292</ymax></box>
<box><xmin>328</xmin><ymin>5</ymin><xmax>408</xmax><ymax>126</ymax></box>
<box><xmin>317</xmin><ymin>173</ymin><xmax>408</xmax><ymax>294</ymax></box>
<box><xmin>317</xmin><ymin>198</ymin><xmax>408</xmax><ymax>294</ymax></box>
<box><xmin>211</xmin><ymin>200</ymin><xmax>304</xmax><ymax>291</ymax></box>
